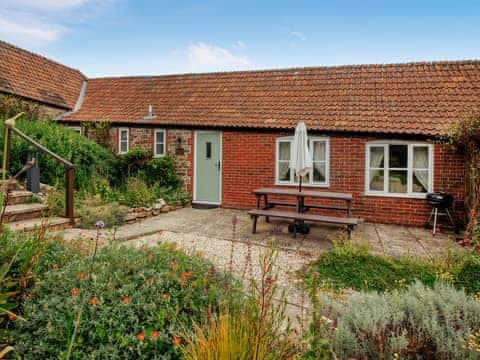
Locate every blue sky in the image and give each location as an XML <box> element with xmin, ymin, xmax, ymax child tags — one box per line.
<box><xmin>1</xmin><ymin>0</ymin><xmax>480</xmax><ymax>77</ymax></box>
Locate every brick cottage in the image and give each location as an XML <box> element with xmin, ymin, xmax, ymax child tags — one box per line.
<box><xmin>1</xmin><ymin>40</ymin><xmax>478</xmax><ymax>226</ymax></box>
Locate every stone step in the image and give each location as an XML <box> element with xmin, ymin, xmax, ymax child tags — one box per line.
<box><xmin>2</xmin><ymin>203</ymin><xmax>49</xmax><ymax>223</ymax></box>
<box><xmin>5</xmin><ymin>190</ymin><xmax>34</xmax><ymax>205</ymax></box>
<box><xmin>6</xmin><ymin>217</ymin><xmax>72</xmax><ymax>233</ymax></box>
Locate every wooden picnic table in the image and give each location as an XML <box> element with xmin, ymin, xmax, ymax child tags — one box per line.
<box><xmin>252</xmin><ymin>187</ymin><xmax>353</xmax><ymax>217</ymax></box>
<box><xmin>248</xmin><ymin>187</ymin><xmax>358</xmax><ymax>238</ymax></box>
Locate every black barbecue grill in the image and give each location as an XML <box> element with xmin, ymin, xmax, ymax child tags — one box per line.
<box><xmin>426</xmin><ymin>192</ymin><xmax>455</xmax><ymax>235</ymax></box>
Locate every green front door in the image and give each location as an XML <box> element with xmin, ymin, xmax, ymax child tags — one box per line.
<box><xmin>195</xmin><ymin>132</ymin><xmax>221</xmax><ymax>204</ymax></box>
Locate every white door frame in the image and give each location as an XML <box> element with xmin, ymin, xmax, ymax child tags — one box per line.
<box><xmin>193</xmin><ymin>130</ymin><xmax>222</xmax><ymax>205</ymax></box>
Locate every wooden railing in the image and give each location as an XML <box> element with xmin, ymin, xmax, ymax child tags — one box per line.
<box><xmin>3</xmin><ymin>114</ymin><xmax>74</xmax><ymax>222</ymax></box>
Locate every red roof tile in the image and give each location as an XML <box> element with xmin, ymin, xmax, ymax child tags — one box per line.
<box><xmin>0</xmin><ymin>40</ymin><xmax>85</xmax><ymax>109</ymax></box>
<box><xmin>63</xmin><ymin>61</ymin><xmax>480</xmax><ymax>136</ymax></box>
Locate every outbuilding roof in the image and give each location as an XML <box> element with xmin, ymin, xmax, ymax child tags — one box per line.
<box><xmin>0</xmin><ymin>40</ymin><xmax>85</xmax><ymax>109</ymax></box>
<box><xmin>62</xmin><ymin>60</ymin><xmax>480</xmax><ymax>136</ymax></box>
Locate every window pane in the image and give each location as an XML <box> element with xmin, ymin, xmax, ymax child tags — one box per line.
<box><xmin>313</xmin><ymin>162</ymin><xmax>326</xmax><ymax>183</ymax></box>
<box><xmin>413</xmin><ymin>170</ymin><xmax>429</xmax><ymax>193</ymax></box>
<box><xmin>389</xmin><ymin>145</ymin><xmax>407</xmax><ymax>168</ymax></box>
<box><xmin>413</xmin><ymin>146</ymin><xmax>429</xmax><ymax>169</ymax></box>
<box><xmin>120</xmin><ymin>141</ymin><xmax>128</xmax><ymax>153</ymax></box>
<box><xmin>369</xmin><ymin>147</ymin><xmax>385</xmax><ymax>168</ymax></box>
<box><xmin>388</xmin><ymin>170</ymin><xmax>408</xmax><ymax>193</ymax></box>
<box><xmin>121</xmin><ymin>130</ymin><xmax>128</xmax><ymax>141</ymax></box>
<box><xmin>205</xmin><ymin>142</ymin><xmax>211</xmax><ymax>159</ymax></box>
<box><xmin>278</xmin><ymin>141</ymin><xmax>290</xmax><ymax>161</ymax></box>
<box><xmin>312</xmin><ymin>141</ymin><xmax>325</xmax><ymax>161</ymax></box>
<box><xmin>295</xmin><ymin>172</ymin><xmax>310</xmax><ymax>184</ymax></box>
<box><xmin>156</xmin><ymin>143</ymin><xmax>164</xmax><ymax>155</ymax></box>
<box><xmin>278</xmin><ymin>162</ymin><xmax>290</xmax><ymax>182</ymax></box>
<box><xmin>156</xmin><ymin>131</ymin><xmax>164</xmax><ymax>143</ymax></box>
<box><xmin>369</xmin><ymin>170</ymin><xmax>384</xmax><ymax>191</ymax></box>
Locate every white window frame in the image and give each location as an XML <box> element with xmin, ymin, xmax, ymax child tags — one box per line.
<box><xmin>69</xmin><ymin>126</ymin><xmax>81</xmax><ymax>134</ymax></box>
<box><xmin>118</xmin><ymin>127</ymin><xmax>129</xmax><ymax>154</ymax></box>
<box><xmin>153</xmin><ymin>129</ymin><xmax>167</xmax><ymax>157</ymax></box>
<box><xmin>275</xmin><ymin>136</ymin><xmax>330</xmax><ymax>187</ymax></box>
<box><xmin>365</xmin><ymin>141</ymin><xmax>434</xmax><ymax>198</ymax></box>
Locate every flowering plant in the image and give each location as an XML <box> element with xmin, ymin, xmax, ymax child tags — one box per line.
<box><xmin>13</xmin><ymin>243</ymin><xmax>236</xmax><ymax>359</ymax></box>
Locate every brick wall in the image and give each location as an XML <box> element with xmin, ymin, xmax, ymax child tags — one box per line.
<box><xmin>221</xmin><ymin>130</ymin><xmax>465</xmax><ymax>226</ymax></box>
<box><xmin>79</xmin><ymin>124</ymin><xmax>465</xmax><ymax>226</ymax></box>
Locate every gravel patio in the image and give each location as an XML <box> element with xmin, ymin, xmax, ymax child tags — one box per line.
<box><xmin>62</xmin><ymin>207</ymin><xmax>457</xmax><ymax>328</ymax></box>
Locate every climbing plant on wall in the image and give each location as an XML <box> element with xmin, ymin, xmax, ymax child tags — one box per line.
<box><xmin>447</xmin><ymin>108</ymin><xmax>480</xmax><ymax>239</ymax></box>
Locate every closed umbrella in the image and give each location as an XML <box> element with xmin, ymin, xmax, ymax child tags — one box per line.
<box><xmin>290</xmin><ymin>121</ymin><xmax>312</xmax><ymax>192</ymax></box>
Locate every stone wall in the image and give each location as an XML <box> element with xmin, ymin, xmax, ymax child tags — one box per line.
<box><xmin>0</xmin><ymin>93</ymin><xmax>67</xmax><ymax>120</ymax></box>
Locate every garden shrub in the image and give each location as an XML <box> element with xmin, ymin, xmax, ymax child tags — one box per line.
<box><xmin>321</xmin><ymin>282</ymin><xmax>480</xmax><ymax>359</ymax></box>
<box><xmin>13</xmin><ymin>244</ymin><xmax>236</xmax><ymax>359</ymax></box>
<box><xmin>304</xmin><ymin>244</ymin><xmax>439</xmax><ymax>292</ymax></box>
<box><xmin>454</xmin><ymin>254</ymin><xmax>480</xmax><ymax>294</ymax></box>
<box><xmin>75</xmin><ymin>196</ymin><xmax>129</xmax><ymax>229</ymax></box>
<box><xmin>144</xmin><ymin>156</ymin><xmax>180</xmax><ymax>188</ymax></box>
<box><xmin>1</xmin><ymin>229</ymin><xmax>81</xmax><ymax>345</ymax></box>
<box><xmin>120</xmin><ymin>177</ymin><xmax>156</xmax><ymax>207</ymax></box>
<box><xmin>115</xmin><ymin>149</ymin><xmax>152</xmax><ymax>182</ymax></box>
<box><xmin>0</xmin><ymin>117</ymin><xmax>117</xmax><ymax>190</ymax></box>
<box><xmin>116</xmin><ymin>150</ymin><xmax>180</xmax><ymax>188</ymax></box>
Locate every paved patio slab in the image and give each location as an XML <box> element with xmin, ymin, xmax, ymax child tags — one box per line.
<box><xmin>64</xmin><ymin>207</ymin><xmax>455</xmax><ymax>259</ymax></box>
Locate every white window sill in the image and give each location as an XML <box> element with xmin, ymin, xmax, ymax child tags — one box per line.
<box><xmin>363</xmin><ymin>192</ymin><xmax>428</xmax><ymax>199</ymax></box>
<box><xmin>153</xmin><ymin>154</ymin><xmax>166</xmax><ymax>158</ymax></box>
<box><xmin>274</xmin><ymin>182</ymin><xmax>330</xmax><ymax>188</ymax></box>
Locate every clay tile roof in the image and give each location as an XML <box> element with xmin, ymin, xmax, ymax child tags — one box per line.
<box><xmin>63</xmin><ymin>60</ymin><xmax>480</xmax><ymax>136</ymax></box>
<box><xmin>0</xmin><ymin>40</ymin><xmax>86</xmax><ymax>109</ymax></box>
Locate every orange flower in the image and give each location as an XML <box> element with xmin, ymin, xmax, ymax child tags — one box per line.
<box><xmin>26</xmin><ymin>293</ymin><xmax>33</xmax><ymax>299</ymax></box>
<box><xmin>180</xmin><ymin>272</ymin><xmax>191</xmax><ymax>279</ymax></box>
<box><xmin>203</xmin><ymin>276</ymin><xmax>208</xmax><ymax>283</ymax></box>
<box><xmin>179</xmin><ymin>279</ymin><xmax>187</xmax><ymax>287</ymax></box>
<box><xmin>151</xmin><ymin>330</ymin><xmax>159</xmax><ymax>339</ymax></box>
<box><xmin>71</xmin><ymin>288</ymin><xmax>80</xmax><ymax>296</ymax></box>
<box><xmin>170</xmin><ymin>242</ymin><xmax>177</xmax><ymax>250</ymax></box>
<box><xmin>89</xmin><ymin>297</ymin><xmax>98</xmax><ymax>305</ymax></box>
<box><xmin>147</xmin><ymin>253</ymin><xmax>154</xmax><ymax>260</ymax></box>
<box><xmin>146</xmin><ymin>277</ymin><xmax>154</xmax><ymax>285</ymax></box>
<box><xmin>140</xmin><ymin>245</ymin><xmax>147</xmax><ymax>252</ymax></box>
<box><xmin>161</xmin><ymin>293</ymin><xmax>169</xmax><ymax>300</ymax></box>
<box><xmin>167</xmin><ymin>271</ymin><xmax>174</xmax><ymax>279</ymax></box>
<box><xmin>8</xmin><ymin>313</ymin><xmax>16</xmax><ymax>321</ymax></box>
<box><xmin>172</xmin><ymin>336</ymin><xmax>181</xmax><ymax>346</ymax></box>
<box><xmin>122</xmin><ymin>296</ymin><xmax>131</xmax><ymax>304</ymax></box>
<box><xmin>79</xmin><ymin>272</ymin><xmax>86</xmax><ymax>279</ymax></box>
<box><xmin>136</xmin><ymin>332</ymin><xmax>145</xmax><ymax>341</ymax></box>
<box><xmin>170</xmin><ymin>262</ymin><xmax>177</xmax><ymax>270</ymax></box>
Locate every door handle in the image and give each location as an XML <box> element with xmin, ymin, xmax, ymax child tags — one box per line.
<box><xmin>216</xmin><ymin>161</ymin><xmax>221</xmax><ymax>170</ymax></box>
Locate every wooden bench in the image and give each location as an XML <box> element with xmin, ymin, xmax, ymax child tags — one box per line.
<box><xmin>247</xmin><ymin>208</ymin><xmax>360</xmax><ymax>238</ymax></box>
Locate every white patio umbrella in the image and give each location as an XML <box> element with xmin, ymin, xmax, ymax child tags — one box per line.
<box><xmin>290</xmin><ymin>121</ymin><xmax>313</xmax><ymax>192</ymax></box>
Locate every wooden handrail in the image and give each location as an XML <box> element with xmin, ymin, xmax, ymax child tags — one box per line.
<box><xmin>3</xmin><ymin>115</ymin><xmax>75</xmax><ymax>222</ymax></box>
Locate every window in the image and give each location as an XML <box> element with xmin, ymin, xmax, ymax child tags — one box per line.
<box><xmin>275</xmin><ymin>137</ymin><xmax>329</xmax><ymax>186</ymax></box>
<box><xmin>69</xmin><ymin>126</ymin><xmax>81</xmax><ymax>134</ymax></box>
<box><xmin>153</xmin><ymin>129</ymin><xmax>166</xmax><ymax>157</ymax></box>
<box><xmin>118</xmin><ymin>128</ymin><xmax>129</xmax><ymax>154</ymax></box>
<box><xmin>366</xmin><ymin>142</ymin><xmax>433</xmax><ymax>197</ymax></box>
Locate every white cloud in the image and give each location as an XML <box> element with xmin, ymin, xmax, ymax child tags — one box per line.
<box><xmin>4</xmin><ymin>0</ymin><xmax>89</xmax><ymax>11</ymax></box>
<box><xmin>0</xmin><ymin>0</ymin><xmax>112</xmax><ymax>47</ymax></box>
<box><xmin>289</xmin><ymin>31</ymin><xmax>307</xmax><ymax>47</ymax></box>
<box><xmin>188</xmin><ymin>42</ymin><xmax>250</xmax><ymax>72</ymax></box>
<box><xmin>0</xmin><ymin>15</ymin><xmax>66</xmax><ymax>45</ymax></box>
<box><xmin>291</xmin><ymin>31</ymin><xmax>307</xmax><ymax>41</ymax></box>
<box><xmin>235</xmin><ymin>40</ymin><xmax>247</xmax><ymax>49</ymax></box>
